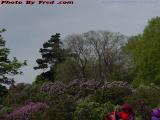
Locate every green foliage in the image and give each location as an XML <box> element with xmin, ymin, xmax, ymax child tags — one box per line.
<box><xmin>65</xmin><ymin>31</ymin><xmax>127</xmax><ymax>81</ymax></box>
<box><xmin>34</xmin><ymin>74</ymin><xmax>48</xmax><ymax>85</ymax></box>
<box><xmin>32</xmin><ymin>94</ymin><xmax>76</xmax><ymax>120</ymax></box>
<box><xmin>126</xmin><ymin>84</ymin><xmax>160</xmax><ymax>120</ymax></box>
<box><xmin>93</xmin><ymin>87</ymin><xmax>132</xmax><ymax>105</ymax></box>
<box><xmin>73</xmin><ymin>99</ymin><xmax>114</xmax><ymax>120</ymax></box>
<box><xmin>0</xmin><ymin>106</ymin><xmax>13</xmax><ymax>118</ymax></box>
<box><xmin>3</xmin><ymin>19</ymin><xmax>160</xmax><ymax>119</ymax></box>
<box><xmin>3</xmin><ymin>83</ymin><xmax>41</xmax><ymax>106</ymax></box>
<box><xmin>124</xmin><ymin>17</ymin><xmax>160</xmax><ymax>85</ymax></box>
<box><xmin>34</xmin><ymin>33</ymin><xmax>67</xmax><ymax>81</ymax></box>
<box><xmin>126</xmin><ymin>84</ymin><xmax>160</xmax><ymax>109</ymax></box>
<box><xmin>0</xmin><ymin>29</ymin><xmax>26</xmax><ymax>85</ymax></box>
<box><xmin>0</xmin><ymin>85</ymin><xmax>8</xmax><ymax>101</ymax></box>
<box><xmin>55</xmin><ymin>58</ymin><xmax>80</xmax><ymax>83</ymax></box>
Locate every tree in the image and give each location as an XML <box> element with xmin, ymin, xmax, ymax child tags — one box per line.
<box><xmin>34</xmin><ymin>33</ymin><xmax>66</xmax><ymax>81</ymax></box>
<box><xmin>0</xmin><ymin>84</ymin><xmax>8</xmax><ymax>103</ymax></box>
<box><xmin>54</xmin><ymin>58</ymin><xmax>81</xmax><ymax>83</ymax></box>
<box><xmin>0</xmin><ymin>28</ymin><xmax>26</xmax><ymax>85</ymax></box>
<box><xmin>65</xmin><ymin>34</ymin><xmax>92</xmax><ymax>80</ymax></box>
<box><xmin>84</xmin><ymin>31</ymin><xmax>127</xmax><ymax>81</ymax></box>
<box><xmin>65</xmin><ymin>31</ymin><xmax>127</xmax><ymax>82</ymax></box>
<box><xmin>124</xmin><ymin>17</ymin><xmax>160</xmax><ymax>85</ymax></box>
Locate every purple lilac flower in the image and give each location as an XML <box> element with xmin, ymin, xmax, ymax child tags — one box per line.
<box><xmin>6</xmin><ymin>102</ymin><xmax>48</xmax><ymax>120</ymax></box>
<box><xmin>41</xmin><ymin>81</ymin><xmax>65</xmax><ymax>95</ymax></box>
<box><xmin>40</xmin><ymin>79</ymin><xmax>132</xmax><ymax>97</ymax></box>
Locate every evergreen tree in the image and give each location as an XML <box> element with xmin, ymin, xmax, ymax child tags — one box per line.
<box><xmin>34</xmin><ymin>33</ymin><xmax>66</xmax><ymax>81</ymax></box>
<box><xmin>0</xmin><ymin>28</ymin><xmax>26</xmax><ymax>85</ymax></box>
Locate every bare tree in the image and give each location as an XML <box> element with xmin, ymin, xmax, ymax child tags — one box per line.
<box><xmin>65</xmin><ymin>31</ymin><xmax>127</xmax><ymax>82</ymax></box>
<box><xmin>65</xmin><ymin>34</ymin><xmax>92</xmax><ymax>80</ymax></box>
<box><xmin>83</xmin><ymin>31</ymin><xmax>126</xmax><ymax>81</ymax></box>
<box><xmin>83</xmin><ymin>31</ymin><xmax>104</xmax><ymax>81</ymax></box>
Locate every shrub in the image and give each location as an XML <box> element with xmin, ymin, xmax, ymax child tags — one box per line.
<box><xmin>93</xmin><ymin>87</ymin><xmax>132</xmax><ymax>104</ymax></box>
<box><xmin>32</xmin><ymin>94</ymin><xmax>76</xmax><ymax>120</ymax></box>
<box><xmin>0</xmin><ymin>106</ymin><xmax>13</xmax><ymax>119</ymax></box>
<box><xmin>126</xmin><ymin>84</ymin><xmax>160</xmax><ymax>120</ymax></box>
<box><xmin>3</xmin><ymin>83</ymin><xmax>32</xmax><ymax>106</ymax></box>
<box><xmin>74</xmin><ymin>99</ymin><xmax>114</xmax><ymax>120</ymax></box>
<box><xmin>40</xmin><ymin>81</ymin><xmax>65</xmax><ymax>96</ymax></box>
<box><xmin>34</xmin><ymin>74</ymin><xmax>48</xmax><ymax>85</ymax></box>
<box><xmin>6</xmin><ymin>102</ymin><xmax>48</xmax><ymax>120</ymax></box>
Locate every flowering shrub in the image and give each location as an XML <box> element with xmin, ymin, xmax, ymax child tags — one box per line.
<box><xmin>65</xmin><ymin>79</ymin><xmax>81</xmax><ymax>96</ymax></box>
<box><xmin>31</xmin><ymin>94</ymin><xmax>76</xmax><ymax>120</ymax></box>
<box><xmin>6</xmin><ymin>102</ymin><xmax>48</xmax><ymax>120</ymax></box>
<box><xmin>80</xmin><ymin>80</ymin><xmax>100</xmax><ymax>90</ymax></box>
<box><xmin>40</xmin><ymin>79</ymin><xmax>132</xmax><ymax>99</ymax></box>
<box><xmin>102</xmin><ymin>81</ymin><xmax>132</xmax><ymax>89</ymax></box>
<box><xmin>78</xmin><ymin>80</ymin><xmax>101</xmax><ymax>97</ymax></box>
<box><xmin>41</xmin><ymin>81</ymin><xmax>65</xmax><ymax>96</ymax></box>
<box><xmin>66</xmin><ymin>79</ymin><xmax>101</xmax><ymax>98</ymax></box>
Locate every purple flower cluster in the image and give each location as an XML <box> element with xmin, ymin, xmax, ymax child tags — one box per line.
<box><xmin>41</xmin><ymin>81</ymin><xmax>65</xmax><ymax>96</ymax></box>
<box><xmin>6</xmin><ymin>102</ymin><xmax>48</xmax><ymax>120</ymax></box>
<box><xmin>152</xmin><ymin>108</ymin><xmax>160</xmax><ymax>118</ymax></box>
<box><xmin>68</xmin><ymin>79</ymin><xmax>131</xmax><ymax>90</ymax></box>
<box><xmin>40</xmin><ymin>79</ymin><xmax>132</xmax><ymax>97</ymax></box>
<box><xmin>66</xmin><ymin>79</ymin><xmax>100</xmax><ymax>91</ymax></box>
<box><xmin>102</xmin><ymin>81</ymin><xmax>131</xmax><ymax>89</ymax></box>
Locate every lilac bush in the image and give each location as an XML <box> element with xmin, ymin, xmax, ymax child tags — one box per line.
<box><xmin>40</xmin><ymin>79</ymin><xmax>132</xmax><ymax>98</ymax></box>
<box><xmin>102</xmin><ymin>81</ymin><xmax>132</xmax><ymax>89</ymax></box>
<box><xmin>6</xmin><ymin>102</ymin><xmax>48</xmax><ymax>120</ymax></box>
<box><xmin>40</xmin><ymin>82</ymin><xmax>54</xmax><ymax>93</ymax></box>
<box><xmin>41</xmin><ymin>81</ymin><xmax>65</xmax><ymax>96</ymax></box>
<box><xmin>79</xmin><ymin>79</ymin><xmax>100</xmax><ymax>90</ymax></box>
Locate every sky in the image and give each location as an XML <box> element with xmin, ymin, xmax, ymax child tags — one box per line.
<box><xmin>0</xmin><ymin>0</ymin><xmax>160</xmax><ymax>84</ymax></box>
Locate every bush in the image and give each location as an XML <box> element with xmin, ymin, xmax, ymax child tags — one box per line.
<box><xmin>74</xmin><ymin>99</ymin><xmax>114</xmax><ymax>120</ymax></box>
<box><xmin>40</xmin><ymin>81</ymin><xmax>65</xmax><ymax>96</ymax></box>
<box><xmin>93</xmin><ymin>87</ymin><xmax>132</xmax><ymax>104</ymax></box>
<box><xmin>34</xmin><ymin>74</ymin><xmax>48</xmax><ymax>85</ymax></box>
<box><xmin>126</xmin><ymin>84</ymin><xmax>160</xmax><ymax>120</ymax></box>
<box><xmin>0</xmin><ymin>106</ymin><xmax>13</xmax><ymax>119</ymax></box>
<box><xmin>32</xmin><ymin>94</ymin><xmax>76</xmax><ymax>120</ymax></box>
<box><xmin>3</xmin><ymin>83</ymin><xmax>41</xmax><ymax>106</ymax></box>
<box><xmin>6</xmin><ymin>102</ymin><xmax>48</xmax><ymax>120</ymax></box>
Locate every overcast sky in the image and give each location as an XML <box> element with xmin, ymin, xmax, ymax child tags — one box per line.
<box><xmin>0</xmin><ymin>0</ymin><xmax>160</xmax><ymax>84</ymax></box>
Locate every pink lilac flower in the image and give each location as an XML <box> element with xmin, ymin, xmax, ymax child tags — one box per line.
<box><xmin>6</xmin><ymin>102</ymin><xmax>48</xmax><ymax>120</ymax></box>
